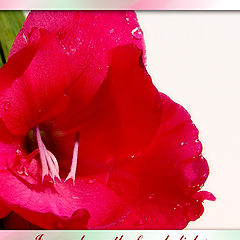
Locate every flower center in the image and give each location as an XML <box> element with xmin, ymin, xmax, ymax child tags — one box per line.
<box><xmin>21</xmin><ymin>126</ymin><xmax>79</xmax><ymax>184</ymax></box>
<box><xmin>35</xmin><ymin>125</ymin><xmax>61</xmax><ymax>183</ymax></box>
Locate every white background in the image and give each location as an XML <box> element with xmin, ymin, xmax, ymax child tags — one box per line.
<box><xmin>137</xmin><ymin>11</ymin><xmax>240</xmax><ymax>229</ymax></box>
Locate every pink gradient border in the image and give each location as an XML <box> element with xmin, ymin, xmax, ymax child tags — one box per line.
<box><xmin>0</xmin><ymin>0</ymin><xmax>239</xmax><ymax>10</ymax></box>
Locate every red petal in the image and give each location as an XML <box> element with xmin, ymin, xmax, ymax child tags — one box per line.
<box><xmin>71</xmin><ymin>45</ymin><xmax>213</xmax><ymax>229</ymax></box>
<box><xmin>0</xmin><ymin>13</ymin><xmax>214</xmax><ymax>229</ymax></box>
<box><xmin>1</xmin><ymin>212</ymin><xmax>40</xmax><ymax>229</ymax></box>
<box><xmin>52</xmin><ymin>44</ymin><xmax>161</xmax><ymax>176</ymax></box>
<box><xmin>51</xmin><ymin>45</ymin><xmax>214</xmax><ymax>229</ymax></box>
<box><xmin>0</xmin><ymin>157</ymin><xmax>129</xmax><ymax>229</ymax></box>
<box><xmin>0</xmin><ymin>120</ymin><xmax>22</xmax><ymax>171</ymax></box>
<box><xmin>0</xmin><ymin>37</ymin><xmax>39</xmax><ymax>91</ymax></box>
<box><xmin>107</xmin><ymin>92</ymin><xmax>214</xmax><ymax>229</ymax></box>
<box><xmin>10</xmin><ymin>11</ymin><xmax>145</xmax><ymax>112</ymax></box>
<box><xmin>1</xmin><ymin>11</ymin><xmax>145</xmax><ymax>137</ymax></box>
<box><xmin>82</xmin><ymin>44</ymin><xmax>160</xmax><ymax>158</ymax></box>
<box><xmin>0</xmin><ymin>201</ymin><xmax>11</xmax><ymax>219</ymax></box>
<box><xmin>0</xmin><ymin>30</ymin><xmax>71</xmax><ymax>136</ymax></box>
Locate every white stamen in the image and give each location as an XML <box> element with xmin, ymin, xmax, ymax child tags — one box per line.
<box><xmin>35</xmin><ymin>125</ymin><xmax>61</xmax><ymax>183</ymax></box>
<box><xmin>36</xmin><ymin>125</ymin><xmax>49</xmax><ymax>182</ymax></box>
<box><xmin>65</xmin><ymin>133</ymin><xmax>79</xmax><ymax>185</ymax></box>
<box><xmin>42</xmin><ymin>144</ymin><xmax>61</xmax><ymax>182</ymax></box>
<box><xmin>47</xmin><ymin>150</ymin><xmax>60</xmax><ymax>174</ymax></box>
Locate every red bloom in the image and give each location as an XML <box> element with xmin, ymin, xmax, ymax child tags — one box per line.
<box><xmin>0</xmin><ymin>11</ymin><xmax>214</xmax><ymax>230</ymax></box>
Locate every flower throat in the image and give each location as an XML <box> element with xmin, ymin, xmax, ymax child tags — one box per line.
<box><xmin>23</xmin><ymin>126</ymin><xmax>79</xmax><ymax>184</ymax></box>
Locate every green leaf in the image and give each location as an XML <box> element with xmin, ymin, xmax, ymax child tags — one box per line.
<box><xmin>0</xmin><ymin>11</ymin><xmax>25</xmax><ymax>67</ymax></box>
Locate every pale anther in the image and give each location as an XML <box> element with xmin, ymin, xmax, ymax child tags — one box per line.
<box><xmin>65</xmin><ymin>132</ymin><xmax>79</xmax><ymax>185</ymax></box>
<box><xmin>35</xmin><ymin>125</ymin><xmax>61</xmax><ymax>183</ymax></box>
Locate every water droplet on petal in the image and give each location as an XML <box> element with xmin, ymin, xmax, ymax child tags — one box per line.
<box><xmin>135</xmin><ymin>217</ymin><xmax>148</xmax><ymax>226</ymax></box>
<box><xmin>87</xmin><ymin>178</ymin><xmax>96</xmax><ymax>184</ymax></box>
<box><xmin>23</xmin><ymin>33</ymin><xmax>28</xmax><ymax>44</ymax></box>
<box><xmin>3</xmin><ymin>101</ymin><xmax>11</xmax><ymax>111</ymax></box>
<box><xmin>56</xmin><ymin>221</ymin><xmax>63</xmax><ymax>228</ymax></box>
<box><xmin>148</xmin><ymin>193</ymin><xmax>155</xmax><ymax>200</ymax></box>
<box><xmin>131</xmin><ymin>27</ymin><xmax>143</xmax><ymax>40</ymax></box>
<box><xmin>72</xmin><ymin>196</ymin><xmax>79</xmax><ymax>200</ymax></box>
<box><xmin>16</xmin><ymin>149</ymin><xmax>22</xmax><ymax>156</ymax></box>
<box><xmin>180</xmin><ymin>141</ymin><xmax>185</xmax><ymax>146</ymax></box>
<box><xmin>126</xmin><ymin>17</ymin><xmax>129</xmax><ymax>22</ymax></box>
<box><xmin>109</xmin><ymin>28</ymin><xmax>114</xmax><ymax>34</ymax></box>
<box><xmin>130</xmin><ymin>155</ymin><xmax>135</xmax><ymax>159</ymax></box>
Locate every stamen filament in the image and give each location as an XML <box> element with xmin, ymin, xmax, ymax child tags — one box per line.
<box><xmin>47</xmin><ymin>150</ymin><xmax>60</xmax><ymax>174</ymax></box>
<box><xmin>42</xmin><ymin>144</ymin><xmax>61</xmax><ymax>182</ymax></box>
<box><xmin>65</xmin><ymin>132</ymin><xmax>79</xmax><ymax>185</ymax></box>
<box><xmin>35</xmin><ymin>125</ymin><xmax>61</xmax><ymax>183</ymax></box>
<box><xmin>36</xmin><ymin>125</ymin><xmax>49</xmax><ymax>182</ymax></box>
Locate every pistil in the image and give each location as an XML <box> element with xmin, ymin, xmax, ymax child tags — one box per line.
<box><xmin>65</xmin><ymin>132</ymin><xmax>79</xmax><ymax>185</ymax></box>
<box><xmin>35</xmin><ymin>125</ymin><xmax>61</xmax><ymax>183</ymax></box>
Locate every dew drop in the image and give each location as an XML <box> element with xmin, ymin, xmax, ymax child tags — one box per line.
<box><xmin>16</xmin><ymin>149</ymin><xmax>22</xmax><ymax>156</ymax></box>
<box><xmin>87</xmin><ymin>178</ymin><xmax>96</xmax><ymax>184</ymax></box>
<box><xmin>130</xmin><ymin>155</ymin><xmax>135</xmax><ymax>159</ymax></box>
<box><xmin>119</xmin><ymin>214</ymin><xmax>127</xmax><ymax>223</ymax></box>
<box><xmin>109</xmin><ymin>28</ymin><xmax>114</xmax><ymax>34</ymax></box>
<box><xmin>195</xmin><ymin>139</ymin><xmax>199</xmax><ymax>143</ymax></box>
<box><xmin>148</xmin><ymin>193</ymin><xmax>155</xmax><ymax>200</ymax></box>
<box><xmin>72</xmin><ymin>196</ymin><xmax>79</xmax><ymax>200</ymax></box>
<box><xmin>3</xmin><ymin>101</ymin><xmax>11</xmax><ymax>111</ymax></box>
<box><xmin>71</xmin><ymin>48</ymin><xmax>76</xmax><ymax>53</ymax></box>
<box><xmin>180</xmin><ymin>141</ymin><xmax>185</xmax><ymax>146</ymax></box>
<box><xmin>23</xmin><ymin>33</ymin><xmax>28</xmax><ymax>44</ymax></box>
<box><xmin>126</xmin><ymin>17</ymin><xmax>129</xmax><ymax>22</ymax></box>
<box><xmin>131</xmin><ymin>27</ymin><xmax>143</xmax><ymax>40</ymax></box>
<box><xmin>135</xmin><ymin>217</ymin><xmax>148</xmax><ymax>226</ymax></box>
<box><xmin>56</xmin><ymin>221</ymin><xmax>63</xmax><ymax>228</ymax></box>
<box><xmin>59</xmin><ymin>42</ymin><xmax>71</xmax><ymax>55</ymax></box>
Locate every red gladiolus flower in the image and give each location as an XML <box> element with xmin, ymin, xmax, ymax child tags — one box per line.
<box><xmin>0</xmin><ymin>11</ymin><xmax>214</xmax><ymax>230</ymax></box>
